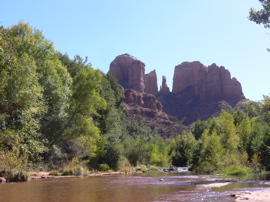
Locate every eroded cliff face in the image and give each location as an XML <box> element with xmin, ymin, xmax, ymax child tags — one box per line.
<box><xmin>123</xmin><ymin>88</ymin><xmax>182</xmax><ymax>137</ymax></box>
<box><xmin>144</xmin><ymin>70</ymin><xmax>158</xmax><ymax>95</ymax></box>
<box><xmin>124</xmin><ymin>89</ymin><xmax>162</xmax><ymax>111</ymax></box>
<box><xmin>108</xmin><ymin>54</ymin><xmax>146</xmax><ymax>92</ymax></box>
<box><xmin>172</xmin><ymin>62</ymin><xmax>244</xmax><ymax>102</ymax></box>
<box><xmin>108</xmin><ymin>54</ymin><xmax>246</xmax><ymax>125</ymax></box>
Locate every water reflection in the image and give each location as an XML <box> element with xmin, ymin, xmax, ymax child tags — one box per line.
<box><xmin>0</xmin><ymin>173</ymin><xmax>269</xmax><ymax>202</ymax></box>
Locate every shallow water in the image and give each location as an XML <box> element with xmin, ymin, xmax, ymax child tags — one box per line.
<box><xmin>0</xmin><ymin>173</ymin><xmax>270</xmax><ymax>202</ymax></box>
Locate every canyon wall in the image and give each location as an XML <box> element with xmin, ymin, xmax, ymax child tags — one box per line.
<box><xmin>108</xmin><ymin>54</ymin><xmax>246</xmax><ymax>124</ymax></box>
<box><xmin>172</xmin><ymin>61</ymin><xmax>244</xmax><ymax>102</ymax></box>
<box><xmin>144</xmin><ymin>70</ymin><xmax>158</xmax><ymax>95</ymax></box>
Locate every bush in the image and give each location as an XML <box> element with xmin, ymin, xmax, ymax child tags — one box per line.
<box><xmin>0</xmin><ymin>151</ymin><xmax>30</xmax><ymax>182</ymax></box>
<box><xmin>0</xmin><ymin>170</ymin><xmax>30</xmax><ymax>182</ymax></box>
<box><xmin>146</xmin><ymin>165</ymin><xmax>159</xmax><ymax>172</ymax></box>
<box><xmin>194</xmin><ymin>161</ymin><xmax>216</xmax><ymax>174</ymax></box>
<box><xmin>135</xmin><ymin>165</ymin><xmax>148</xmax><ymax>172</ymax></box>
<box><xmin>49</xmin><ymin>170</ymin><xmax>60</xmax><ymax>176</ymax></box>
<box><xmin>119</xmin><ymin>159</ymin><xmax>132</xmax><ymax>173</ymax></box>
<box><xmin>61</xmin><ymin>167</ymin><xmax>73</xmax><ymax>176</ymax></box>
<box><xmin>61</xmin><ymin>157</ymin><xmax>89</xmax><ymax>176</ymax></box>
<box><xmin>98</xmin><ymin>164</ymin><xmax>110</xmax><ymax>171</ymax></box>
<box><xmin>215</xmin><ymin>165</ymin><xmax>252</xmax><ymax>175</ymax></box>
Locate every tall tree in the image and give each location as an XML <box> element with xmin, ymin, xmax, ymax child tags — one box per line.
<box><xmin>0</xmin><ymin>25</ymin><xmax>46</xmax><ymax>160</ymax></box>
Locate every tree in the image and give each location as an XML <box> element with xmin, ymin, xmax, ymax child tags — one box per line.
<box><xmin>216</xmin><ymin>110</ymin><xmax>239</xmax><ymax>152</ymax></box>
<box><xmin>5</xmin><ymin>22</ymin><xmax>73</xmax><ymax>149</ymax></box>
<box><xmin>171</xmin><ymin>131</ymin><xmax>198</xmax><ymax>167</ymax></box>
<box><xmin>0</xmin><ymin>26</ymin><xmax>47</xmax><ymax>160</ymax></box>
<box><xmin>249</xmin><ymin>0</ymin><xmax>270</xmax><ymax>28</ymax></box>
<box><xmin>50</xmin><ymin>67</ymin><xmax>106</xmax><ymax>146</ymax></box>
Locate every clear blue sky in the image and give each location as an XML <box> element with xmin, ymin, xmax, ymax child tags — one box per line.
<box><xmin>1</xmin><ymin>0</ymin><xmax>269</xmax><ymax>101</ymax></box>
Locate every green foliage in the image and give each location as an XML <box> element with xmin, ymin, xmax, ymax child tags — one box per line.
<box><xmin>49</xmin><ymin>170</ymin><xmax>60</xmax><ymax>176</ymax></box>
<box><xmin>135</xmin><ymin>165</ymin><xmax>148</xmax><ymax>172</ymax></box>
<box><xmin>216</xmin><ymin>110</ymin><xmax>239</xmax><ymax>152</ymax></box>
<box><xmin>148</xmin><ymin>137</ymin><xmax>170</xmax><ymax>166</ymax></box>
<box><xmin>249</xmin><ymin>0</ymin><xmax>270</xmax><ymax>28</ymax></box>
<box><xmin>249</xmin><ymin>0</ymin><xmax>270</xmax><ymax>51</ymax></box>
<box><xmin>171</xmin><ymin>105</ymin><xmax>270</xmax><ymax>174</ymax></box>
<box><xmin>62</xmin><ymin>157</ymin><xmax>89</xmax><ymax>176</ymax></box>
<box><xmin>0</xmin><ymin>150</ymin><xmax>30</xmax><ymax>182</ymax></box>
<box><xmin>191</xmin><ymin>120</ymin><xmax>209</xmax><ymax>140</ymax></box>
<box><xmin>171</xmin><ymin>131</ymin><xmax>198</xmax><ymax>167</ymax></box>
<box><xmin>98</xmin><ymin>164</ymin><xmax>110</xmax><ymax>171</ymax></box>
<box><xmin>216</xmin><ymin>165</ymin><xmax>252</xmax><ymax>175</ymax></box>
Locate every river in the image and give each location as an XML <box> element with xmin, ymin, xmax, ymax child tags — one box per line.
<box><xmin>1</xmin><ymin>172</ymin><xmax>270</xmax><ymax>202</ymax></box>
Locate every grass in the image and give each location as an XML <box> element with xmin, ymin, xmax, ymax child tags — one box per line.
<box><xmin>61</xmin><ymin>158</ymin><xmax>89</xmax><ymax>176</ymax></box>
<box><xmin>215</xmin><ymin>165</ymin><xmax>252</xmax><ymax>175</ymax></box>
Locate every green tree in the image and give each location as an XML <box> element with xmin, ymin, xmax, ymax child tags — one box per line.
<box><xmin>191</xmin><ymin>119</ymin><xmax>209</xmax><ymax>140</ymax></box>
<box><xmin>216</xmin><ymin>110</ymin><xmax>239</xmax><ymax>152</ymax></box>
<box><xmin>5</xmin><ymin>22</ymin><xmax>73</xmax><ymax>151</ymax></box>
<box><xmin>195</xmin><ymin>129</ymin><xmax>223</xmax><ymax>173</ymax></box>
<box><xmin>171</xmin><ymin>131</ymin><xmax>198</xmax><ymax>167</ymax></box>
<box><xmin>50</xmin><ymin>67</ymin><xmax>106</xmax><ymax>146</ymax></box>
<box><xmin>249</xmin><ymin>0</ymin><xmax>270</xmax><ymax>28</ymax></box>
<box><xmin>0</xmin><ymin>27</ymin><xmax>46</xmax><ymax>160</ymax></box>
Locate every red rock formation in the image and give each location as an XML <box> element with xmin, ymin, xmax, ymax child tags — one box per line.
<box><xmin>172</xmin><ymin>62</ymin><xmax>245</xmax><ymax>102</ymax></box>
<box><xmin>159</xmin><ymin>76</ymin><xmax>170</xmax><ymax>95</ymax></box>
<box><xmin>108</xmin><ymin>54</ymin><xmax>146</xmax><ymax>92</ymax></box>
<box><xmin>122</xmin><ymin>88</ymin><xmax>183</xmax><ymax>137</ymax></box>
<box><xmin>124</xmin><ymin>89</ymin><xmax>162</xmax><ymax>111</ymax></box>
<box><xmin>109</xmin><ymin>54</ymin><xmax>246</xmax><ymax>125</ymax></box>
<box><xmin>144</xmin><ymin>70</ymin><xmax>158</xmax><ymax>95</ymax></box>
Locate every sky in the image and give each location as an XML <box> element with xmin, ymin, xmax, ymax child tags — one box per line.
<box><xmin>1</xmin><ymin>0</ymin><xmax>269</xmax><ymax>101</ymax></box>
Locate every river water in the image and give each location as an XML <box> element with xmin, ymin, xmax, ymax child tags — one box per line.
<box><xmin>1</xmin><ymin>172</ymin><xmax>270</xmax><ymax>202</ymax></box>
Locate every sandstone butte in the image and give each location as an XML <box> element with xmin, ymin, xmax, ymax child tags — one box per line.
<box><xmin>108</xmin><ymin>53</ymin><xmax>246</xmax><ymax>125</ymax></box>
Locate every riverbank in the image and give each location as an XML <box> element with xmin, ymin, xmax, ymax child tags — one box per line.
<box><xmin>29</xmin><ymin>171</ymin><xmax>143</xmax><ymax>180</ymax></box>
<box><xmin>232</xmin><ymin>189</ymin><xmax>270</xmax><ymax>202</ymax></box>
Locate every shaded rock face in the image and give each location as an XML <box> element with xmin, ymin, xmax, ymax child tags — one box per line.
<box><xmin>123</xmin><ymin>88</ymin><xmax>183</xmax><ymax>138</ymax></box>
<box><xmin>144</xmin><ymin>70</ymin><xmax>158</xmax><ymax>95</ymax></box>
<box><xmin>172</xmin><ymin>62</ymin><xmax>244</xmax><ymax>102</ymax></box>
<box><xmin>108</xmin><ymin>54</ymin><xmax>147</xmax><ymax>93</ymax></box>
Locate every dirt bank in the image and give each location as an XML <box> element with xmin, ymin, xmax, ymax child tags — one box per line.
<box><xmin>30</xmin><ymin>171</ymin><xmax>142</xmax><ymax>180</ymax></box>
<box><xmin>232</xmin><ymin>190</ymin><xmax>270</xmax><ymax>202</ymax></box>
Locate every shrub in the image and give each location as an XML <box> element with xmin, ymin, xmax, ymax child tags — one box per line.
<box><xmin>61</xmin><ymin>167</ymin><xmax>73</xmax><ymax>176</ymax></box>
<box><xmin>98</xmin><ymin>164</ymin><xmax>110</xmax><ymax>171</ymax></box>
<box><xmin>49</xmin><ymin>170</ymin><xmax>60</xmax><ymax>176</ymax></box>
<box><xmin>147</xmin><ymin>165</ymin><xmax>159</xmax><ymax>172</ymax></box>
<box><xmin>61</xmin><ymin>157</ymin><xmax>89</xmax><ymax>176</ymax></box>
<box><xmin>135</xmin><ymin>165</ymin><xmax>148</xmax><ymax>172</ymax></box>
<box><xmin>119</xmin><ymin>159</ymin><xmax>132</xmax><ymax>173</ymax></box>
<box><xmin>0</xmin><ymin>170</ymin><xmax>30</xmax><ymax>182</ymax></box>
<box><xmin>215</xmin><ymin>165</ymin><xmax>252</xmax><ymax>175</ymax></box>
<box><xmin>194</xmin><ymin>161</ymin><xmax>216</xmax><ymax>174</ymax></box>
<box><xmin>0</xmin><ymin>151</ymin><xmax>30</xmax><ymax>182</ymax></box>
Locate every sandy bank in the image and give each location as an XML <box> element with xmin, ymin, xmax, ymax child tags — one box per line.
<box><xmin>197</xmin><ymin>182</ymin><xmax>231</xmax><ymax>188</ymax></box>
<box><xmin>231</xmin><ymin>190</ymin><xmax>270</xmax><ymax>202</ymax></box>
<box><xmin>30</xmin><ymin>171</ymin><xmax>142</xmax><ymax>180</ymax></box>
